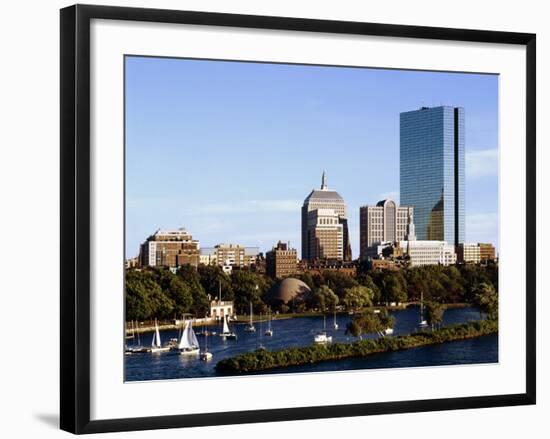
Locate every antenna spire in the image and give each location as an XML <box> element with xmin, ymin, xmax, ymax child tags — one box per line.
<box><xmin>321</xmin><ymin>170</ymin><xmax>327</xmax><ymax>190</ymax></box>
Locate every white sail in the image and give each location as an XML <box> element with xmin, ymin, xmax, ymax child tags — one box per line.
<box><xmin>188</xmin><ymin>321</ymin><xmax>199</xmax><ymax>348</ymax></box>
<box><xmin>153</xmin><ymin>320</ymin><xmax>161</xmax><ymax>348</ymax></box>
<box><xmin>222</xmin><ymin>315</ymin><xmax>230</xmax><ymax>334</ymax></box>
<box><xmin>178</xmin><ymin>321</ymin><xmax>191</xmax><ymax>349</ymax></box>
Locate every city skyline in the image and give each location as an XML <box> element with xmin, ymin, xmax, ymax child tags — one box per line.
<box><xmin>126</xmin><ymin>56</ymin><xmax>499</xmax><ymax>258</ymax></box>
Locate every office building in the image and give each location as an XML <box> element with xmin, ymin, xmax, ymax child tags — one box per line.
<box><xmin>302</xmin><ymin>172</ymin><xmax>351</xmax><ymax>261</ymax></box>
<box><xmin>266</xmin><ymin>241</ymin><xmax>298</xmax><ymax>279</ymax></box>
<box><xmin>306</xmin><ymin>208</ymin><xmax>344</xmax><ymax>261</ymax></box>
<box><xmin>400</xmin><ymin>106</ymin><xmax>465</xmax><ymax>246</ymax></box>
<box><xmin>139</xmin><ymin>228</ymin><xmax>200</xmax><ymax>268</ymax></box>
<box><xmin>359</xmin><ymin>199</ymin><xmax>415</xmax><ymax>259</ymax></box>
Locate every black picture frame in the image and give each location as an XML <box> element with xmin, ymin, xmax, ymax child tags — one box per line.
<box><xmin>60</xmin><ymin>4</ymin><xmax>536</xmax><ymax>434</ymax></box>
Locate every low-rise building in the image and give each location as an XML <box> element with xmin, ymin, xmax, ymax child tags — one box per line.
<box><xmin>457</xmin><ymin>243</ymin><xmax>496</xmax><ymax>263</ymax></box>
<box><xmin>479</xmin><ymin>243</ymin><xmax>496</xmax><ymax>262</ymax></box>
<box><xmin>266</xmin><ymin>241</ymin><xmax>298</xmax><ymax>279</ymax></box>
<box><xmin>209</xmin><ymin>300</ymin><xmax>234</xmax><ymax>321</ymax></box>
<box><xmin>457</xmin><ymin>243</ymin><xmax>481</xmax><ymax>263</ymax></box>
<box><xmin>200</xmin><ymin>244</ymin><xmax>259</xmax><ymax>268</ymax></box>
<box><xmin>303</xmin><ymin>260</ymin><xmax>358</xmax><ymax>277</ymax></box>
<box><xmin>368</xmin><ymin>240</ymin><xmax>457</xmax><ymax>267</ymax></box>
<box><xmin>400</xmin><ymin>240</ymin><xmax>456</xmax><ymax>266</ymax></box>
<box><xmin>125</xmin><ymin>256</ymin><xmax>139</xmax><ymax>269</ymax></box>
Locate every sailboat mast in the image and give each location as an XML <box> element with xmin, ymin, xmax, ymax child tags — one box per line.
<box><xmin>420</xmin><ymin>291</ymin><xmax>424</xmax><ymax>322</ymax></box>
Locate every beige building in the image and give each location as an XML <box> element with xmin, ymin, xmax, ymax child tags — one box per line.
<box><xmin>200</xmin><ymin>244</ymin><xmax>259</xmax><ymax>268</ymax></box>
<box><xmin>302</xmin><ymin>172</ymin><xmax>351</xmax><ymax>261</ymax></box>
<box><xmin>266</xmin><ymin>241</ymin><xmax>298</xmax><ymax>279</ymax></box>
<box><xmin>457</xmin><ymin>243</ymin><xmax>481</xmax><ymax>263</ymax></box>
<box><xmin>360</xmin><ymin>199</ymin><xmax>415</xmax><ymax>260</ymax></box>
<box><xmin>307</xmin><ymin>208</ymin><xmax>344</xmax><ymax>261</ymax></box>
<box><xmin>457</xmin><ymin>243</ymin><xmax>496</xmax><ymax>263</ymax></box>
<box><xmin>139</xmin><ymin>228</ymin><xmax>200</xmax><ymax>268</ymax></box>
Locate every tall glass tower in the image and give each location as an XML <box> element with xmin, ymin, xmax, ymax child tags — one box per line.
<box><xmin>400</xmin><ymin>106</ymin><xmax>465</xmax><ymax>246</ymax></box>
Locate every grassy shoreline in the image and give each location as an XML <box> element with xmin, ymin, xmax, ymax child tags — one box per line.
<box><xmin>215</xmin><ymin>319</ymin><xmax>498</xmax><ymax>374</ymax></box>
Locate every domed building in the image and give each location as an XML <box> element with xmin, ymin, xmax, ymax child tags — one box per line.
<box><xmin>265</xmin><ymin>278</ymin><xmax>312</xmax><ymax>307</ymax></box>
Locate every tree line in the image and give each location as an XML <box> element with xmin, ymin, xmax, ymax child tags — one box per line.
<box><xmin>125</xmin><ymin>262</ymin><xmax>498</xmax><ymax>322</ymax></box>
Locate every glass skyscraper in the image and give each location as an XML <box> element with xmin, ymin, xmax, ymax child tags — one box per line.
<box><xmin>400</xmin><ymin>106</ymin><xmax>465</xmax><ymax>246</ymax></box>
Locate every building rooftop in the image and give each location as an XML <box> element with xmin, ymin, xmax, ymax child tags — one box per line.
<box><xmin>303</xmin><ymin>171</ymin><xmax>344</xmax><ymax>203</ymax></box>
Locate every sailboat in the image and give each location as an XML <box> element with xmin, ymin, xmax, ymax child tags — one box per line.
<box><xmin>418</xmin><ymin>291</ymin><xmax>429</xmax><ymax>328</ymax></box>
<box><xmin>220</xmin><ymin>314</ymin><xmax>237</xmax><ymax>340</ymax></box>
<box><xmin>178</xmin><ymin>320</ymin><xmax>200</xmax><ymax>356</ymax></box>
<box><xmin>244</xmin><ymin>302</ymin><xmax>256</xmax><ymax>332</ymax></box>
<box><xmin>314</xmin><ymin>315</ymin><xmax>332</xmax><ymax>344</ymax></box>
<box><xmin>264</xmin><ymin>310</ymin><xmax>273</xmax><ymax>336</ymax></box>
<box><xmin>200</xmin><ymin>331</ymin><xmax>213</xmax><ymax>361</ymax></box>
<box><xmin>333</xmin><ymin>310</ymin><xmax>339</xmax><ymax>330</ymax></box>
<box><xmin>126</xmin><ymin>320</ymin><xmax>150</xmax><ymax>354</ymax></box>
<box><xmin>150</xmin><ymin>319</ymin><xmax>170</xmax><ymax>353</ymax></box>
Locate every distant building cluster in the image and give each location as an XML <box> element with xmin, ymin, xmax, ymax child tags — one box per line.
<box><xmin>128</xmin><ymin>106</ymin><xmax>497</xmax><ymax>276</ymax></box>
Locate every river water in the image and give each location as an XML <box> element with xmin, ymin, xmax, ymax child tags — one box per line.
<box><xmin>125</xmin><ymin>306</ymin><xmax>497</xmax><ymax>382</ymax></box>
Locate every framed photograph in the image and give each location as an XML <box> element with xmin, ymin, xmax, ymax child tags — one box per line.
<box><xmin>60</xmin><ymin>4</ymin><xmax>536</xmax><ymax>434</ymax></box>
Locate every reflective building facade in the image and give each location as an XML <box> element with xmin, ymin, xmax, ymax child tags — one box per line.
<box><xmin>400</xmin><ymin>106</ymin><xmax>465</xmax><ymax>246</ymax></box>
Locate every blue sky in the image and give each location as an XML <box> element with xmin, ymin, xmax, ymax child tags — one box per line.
<box><xmin>125</xmin><ymin>56</ymin><xmax>499</xmax><ymax>258</ymax></box>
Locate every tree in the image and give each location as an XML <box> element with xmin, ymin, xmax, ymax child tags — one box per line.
<box><xmin>425</xmin><ymin>301</ymin><xmax>445</xmax><ymax>329</ymax></box>
<box><xmin>356</xmin><ymin>274</ymin><xmax>382</xmax><ymax>303</ymax></box>
<box><xmin>198</xmin><ymin>264</ymin><xmax>234</xmax><ymax>301</ymax></box>
<box><xmin>177</xmin><ymin>264</ymin><xmax>209</xmax><ymax>316</ymax></box>
<box><xmin>343</xmin><ymin>286</ymin><xmax>373</xmax><ymax>311</ymax></box>
<box><xmin>473</xmin><ymin>282</ymin><xmax>498</xmax><ymax>320</ymax></box>
<box><xmin>166</xmin><ymin>276</ymin><xmax>194</xmax><ymax>317</ymax></box>
<box><xmin>322</xmin><ymin>271</ymin><xmax>358</xmax><ymax>299</ymax></box>
<box><xmin>345</xmin><ymin>310</ymin><xmax>385</xmax><ymax>338</ymax></box>
<box><xmin>385</xmin><ymin>273</ymin><xmax>407</xmax><ymax>304</ymax></box>
<box><xmin>125</xmin><ymin>270</ymin><xmax>174</xmax><ymax>321</ymax></box>
<box><xmin>231</xmin><ymin>270</ymin><xmax>270</xmax><ymax>314</ymax></box>
<box><xmin>312</xmin><ymin>285</ymin><xmax>339</xmax><ymax>312</ymax></box>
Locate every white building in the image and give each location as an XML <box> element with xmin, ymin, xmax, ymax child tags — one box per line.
<box><xmin>209</xmin><ymin>300</ymin><xmax>234</xmax><ymax>320</ymax></box>
<box><xmin>400</xmin><ymin>240</ymin><xmax>457</xmax><ymax>267</ymax></box>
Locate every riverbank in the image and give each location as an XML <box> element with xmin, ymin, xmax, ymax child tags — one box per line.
<box><xmin>126</xmin><ymin>303</ymin><xmax>474</xmax><ymax>335</ymax></box>
<box><xmin>215</xmin><ymin>319</ymin><xmax>498</xmax><ymax>374</ymax></box>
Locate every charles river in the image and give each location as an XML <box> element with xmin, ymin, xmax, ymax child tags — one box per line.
<box><xmin>125</xmin><ymin>306</ymin><xmax>498</xmax><ymax>382</ymax></box>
